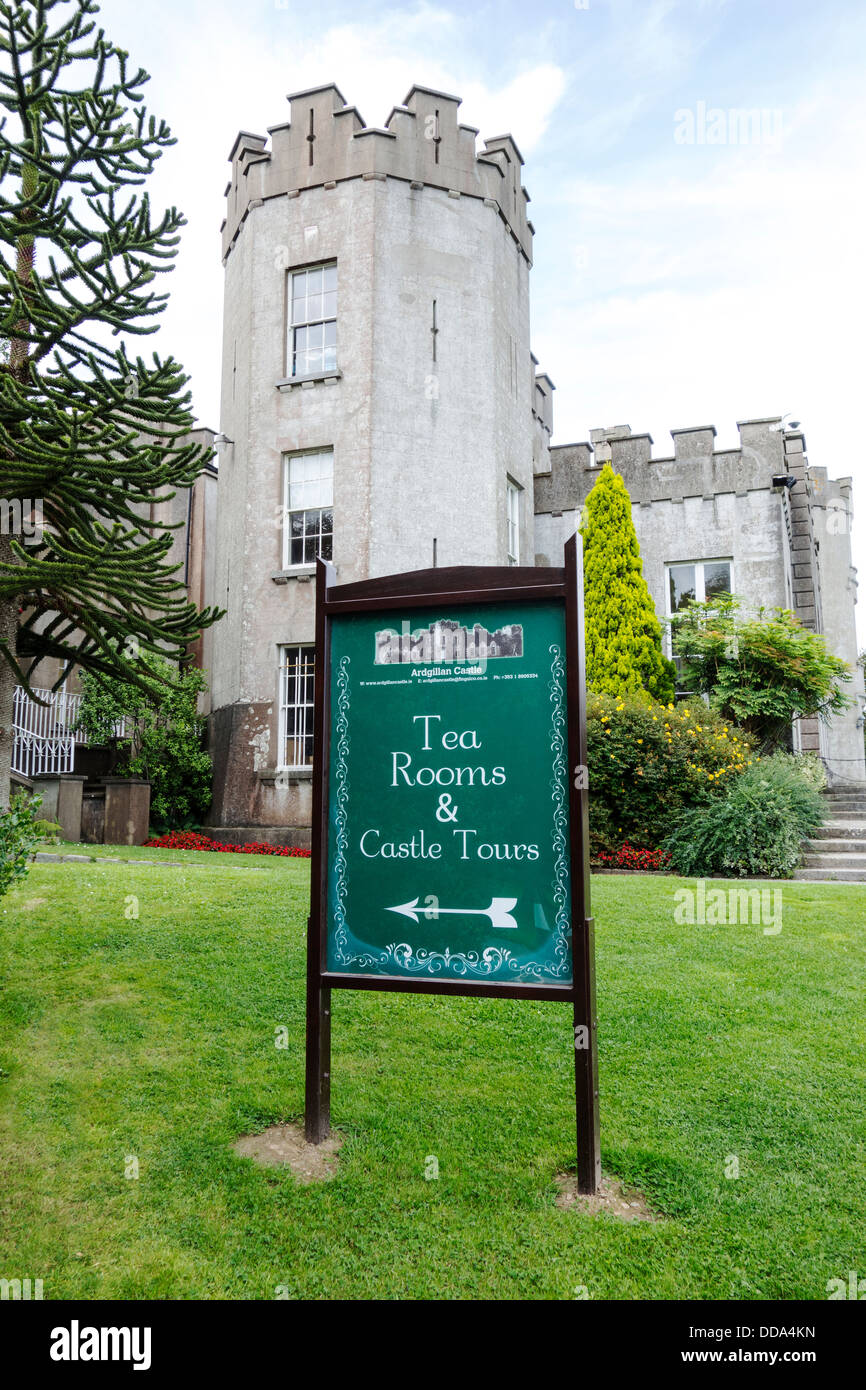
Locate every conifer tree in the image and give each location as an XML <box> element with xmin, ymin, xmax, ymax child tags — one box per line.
<box><xmin>0</xmin><ymin>0</ymin><xmax>221</xmax><ymax>804</ymax></box>
<box><xmin>580</xmin><ymin>463</ymin><xmax>676</xmax><ymax>703</ymax></box>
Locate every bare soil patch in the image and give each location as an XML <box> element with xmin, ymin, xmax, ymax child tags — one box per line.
<box><xmin>554</xmin><ymin>1172</ymin><xmax>659</xmax><ymax>1221</ymax></box>
<box><xmin>233</xmin><ymin>1122</ymin><xmax>342</xmax><ymax>1183</ymax></box>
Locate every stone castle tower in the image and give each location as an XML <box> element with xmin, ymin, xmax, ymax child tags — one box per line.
<box><xmin>209</xmin><ymin>84</ymin><xmax>552</xmax><ymax>833</ymax></box>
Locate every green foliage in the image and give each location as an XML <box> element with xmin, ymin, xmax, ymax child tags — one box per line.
<box><xmin>0</xmin><ymin>791</ymin><xmax>41</xmax><ymax>897</ymax></box>
<box><xmin>580</xmin><ymin>464</ymin><xmax>676</xmax><ymax>703</ymax></box>
<box><xmin>669</xmin><ymin>596</ymin><xmax>852</xmax><ymax>750</ymax></box>
<box><xmin>76</xmin><ymin>656</ymin><xmax>212</xmax><ymax>829</ymax></box>
<box><xmin>587</xmin><ymin>690</ymin><xmax>755</xmax><ymax>853</ymax></box>
<box><xmin>0</xmin><ymin>0</ymin><xmax>221</xmax><ymax>706</ymax></box>
<box><xmin>663</xmin><ymin>753</ymin><xmax>826</xmax><ymax>878</ymax></box>
<box><xmin>32</xmin><ymin>817</ymin><xmax>62</xmax><ymax>842</ymax></box>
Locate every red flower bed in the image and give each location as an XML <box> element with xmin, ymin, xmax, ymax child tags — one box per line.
<box><xmin>144</xmin><ymin>830</ymin><xmax>311</xmax><ymax>858</ymax></box>
<box><xmin>595</xmin><ymin>843</ymin><xmax>671</xmax><ymax>873</ymax></box>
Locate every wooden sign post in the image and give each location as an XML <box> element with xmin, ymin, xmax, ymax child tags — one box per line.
<box><xmin>305</xmin><ymin>534</ymin><xmax>600</xmax><ymax>1193</ymax></box>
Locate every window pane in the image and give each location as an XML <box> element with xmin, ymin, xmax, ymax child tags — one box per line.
<box><xmin>320</xmin><ymin>508</ymin><xmax>333</xmax><ymax>535</ymax></box>
<box><xmin>307</xmin><ymin>267</ymin><xmax>323</xmax><ymax>294</ymax></box>
<box><xmin>307</xmin><ymin>293</ymin><xmax>322</xmax><ymax>322</ymax></box>
<box><xmin>305</xmin><ymin>510</ymin><xmax>320</xmax><ymax>536</ymax></box>
<box><xmin>323</xmin><ymin>264</ymin><xmax>337</xmax><ymax>291</ymax></box>
<box><xmin>704</xmin><ymin>562</ymin><xmax>731</xmax><ymax>599</ymax></box>
<box><xmin>291</xmin><ymin>535</ymin><xmax>304</xmax><ymax>565</ymax></box>
<box><xmin>292</xmin><ymin>326</ymin><xmax>307</xmax><ymax>374</ymax></box>
<box><xmin>669</xmin><ymin>565</ymin><xmax>696</xmax><ymax>612</ymax></box>
<box><xmin>320</xmin><ymin>532</ymin><xmax>333</xmax><ymax>561</ymax></box>
<box><xmin>322</xmin><ymin>290</ymin><xmax>337</xmax><ymax>319</ymax></box>
<box><xmin>324</xmin><ymin>319</ymin><xmax>337</xmax><ymax>346</ymax></box>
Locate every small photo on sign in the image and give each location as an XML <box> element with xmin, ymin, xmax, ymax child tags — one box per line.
<box><xmin>374</xmin><ymin>619</ymin><xmax>524</xmax><ymax>665</ymax></box>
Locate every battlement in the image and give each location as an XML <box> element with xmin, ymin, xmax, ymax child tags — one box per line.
<box><xmin>221</xmin><ymin>83</ymin><xmax>533</xmax><ymax>263</ymax></box>
<box><xmin>535</xmin><ymin>418</ymin><xmax>825</xmax><ymax>513</ymax></box>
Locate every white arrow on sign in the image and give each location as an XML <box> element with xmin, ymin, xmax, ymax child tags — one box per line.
<box><xmin>387</xmin><ymin>896</ymin><xmax>519</xmax><ymax>930</ymax></box>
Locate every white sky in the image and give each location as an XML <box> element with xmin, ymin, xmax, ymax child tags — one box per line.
<box><xmin>92</xmin><ymin>0</ymin><xmax>866</xmax><ymax>650</ymax></box>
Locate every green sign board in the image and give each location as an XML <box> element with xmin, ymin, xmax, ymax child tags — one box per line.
<box><xmin>326</xmin><ymin>600</ymin><xmax>573</xmax><ymax>985</ymax></box>
<box><xmin>305</xmin><ymin>543</ymin><xmax>601</xmax><ymax>1194</ymax></box>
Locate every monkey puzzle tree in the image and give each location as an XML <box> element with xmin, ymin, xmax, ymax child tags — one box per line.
<box><xmin>0</xmin><ymin>0</ymin><xmax>220</xmax><ymax>805</ymax></box>
<box><xmin>580</xmin><ymin>463</ymin><xmax>676</xmax><ymax>703</ymax></box>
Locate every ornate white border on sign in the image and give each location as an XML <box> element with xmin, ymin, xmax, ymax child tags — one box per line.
<box><xmin>331</xmin><ymin>656</ymin><xmax>356</xmax><ymax>965</ymax></box>
<box><xmin>505</xmin><ymin>642</ymin><xmax>572</xmax><ymax>980</ymax></box>
<box><xmin>330</xmin><ymin>643</ymin><xmax>573</xmax><ymax>982</ymax></box>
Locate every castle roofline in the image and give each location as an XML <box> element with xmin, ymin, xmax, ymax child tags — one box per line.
<box><xmin>223</xmin><ymin>83</ymin><xmax>534</xmax><ymax>264</ymax></box>
<box><xmin>227</xmin><ymin>129</ymin><xmax>267</xmax><ymax>161</ymax></box>
<box><xmin>402</xmin><ymin>83</ymin><xmax>463</xmax><ymax>107</ymax></box>
<box><xmin>736</xmin><ymin>416</ymin><xmax>782</xmax><ymax>427</ymax></box>
<box><xmin>285</xmin><ymin>82</ymin><xmax>348</xmax><ymax>106</ymax></box>
<box><xmin>670</xmin><ymin>424</ymin><xmax>717</xmax><ymax>437</ymax></box>
<box><xmin>483</xmin><ymin>133</ymin><xmax>525</xmax><ymax>165</ymax></box>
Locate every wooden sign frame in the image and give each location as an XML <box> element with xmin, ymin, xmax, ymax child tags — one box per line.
<box><xmin>305</xmin><ymin>533</ymin><xmax>600</xmax><ymax>1193</ymax></box>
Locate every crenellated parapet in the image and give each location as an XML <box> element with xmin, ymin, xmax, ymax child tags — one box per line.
<box><xmin>535</xmin><ymin>418</ymin><xmax>807</xmax><ymax>512</ymax></box>
<box><xmin>221</xmin><ymin>83</ymin><xmax>534</xmax><ymax>263</ymax></box>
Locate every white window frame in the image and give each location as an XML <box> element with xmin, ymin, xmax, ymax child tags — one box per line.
<box><xmin>278</xmin><ymin>644</ymin><xmax>315</xmax><ymax>771</ymax></box>
<box><xmin>665</xmin><ymin>558</ymin><xmax>734</xmax><ymax>691</ymax></box>
<box><xmin>506</xmin><ymin>478</ymin><xmax>521</xmax><ymax>566</ymax></box>
<box><xmin>282</xmin><ymin>448</ymin><xmax>334</xmax><ymax>570</ymax></box>
<box><xmin>287</xmin><ymin>262</ymin><xmax>337</xmax><ymax>379</ymax></box>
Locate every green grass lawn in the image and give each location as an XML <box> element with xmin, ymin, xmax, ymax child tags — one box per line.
<box><xmin>1</xmin><ymin>853</ymin><xmax>864</xmax><ymax>1300</ymax></box>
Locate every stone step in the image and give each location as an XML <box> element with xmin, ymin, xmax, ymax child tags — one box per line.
<box><xmin>801</xmin><ymin>852</ymin><xmax>866</xmax><ymax>870</ymax></box>
<box><xmin>824</xmin><ymin>801</ymin><xmax>866</xmax><ymax>813</ymax></box>
<box><xmin>804</xmin><ymin>838</ymin><xmax>866</xmax><ymax>853</ymax></box>
<box><xmin>793</xmin><ymin>867</ymin><xmax>866</xmax><ymax>882</ymax></box>
<box><xmin>813</xmin><ymin>821</ymin><xmax>866</xmax><ymax>837</ymax></box>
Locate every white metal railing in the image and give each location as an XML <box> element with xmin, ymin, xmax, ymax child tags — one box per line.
<box><xmin>9</xmin><ymin>683</ymin><xmax>113</xmax><ymax>780</ymax></box>
<box><xmin>12</xmin><ymin>684</ymin><xmax>86</xmax><ymax>779</ymax></box>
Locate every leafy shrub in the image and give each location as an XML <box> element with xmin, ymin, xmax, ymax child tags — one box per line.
<box><xmin>587</xmin><ymin>691</ymin><xmax>755</xmax><ymax>853</ymax></box>
<box><xmin>662</xmin><ymin>753</ymin><xmax>825</xmax><ymax>878</ymax></box>
<box><xmin>792</xmin><ymin>752</ymin><xmax>828</xmax><ymax>792</ymax></box>
<box><xmin>0</xmin><ymin>793</ymin><xmax>43</xmax><ymax>898</ymax></box>
<box><xmin>668</xmin><ymin>596</ymin><xmax>852</xmax><ymax>751</ymax></box>
<box><xmin>32</xmin><ymin>818</ymin><xmax>62</xmax><ymax>842</ymax></box>
<box><xmin>143</xmin><ymin>830</ymin><xmax>310</xmax><ymax>857</ymax></box>
<box><xmin>76</xmin><ymin>657</ymin><xmax>213</xmax><ymax>829</ymax></box>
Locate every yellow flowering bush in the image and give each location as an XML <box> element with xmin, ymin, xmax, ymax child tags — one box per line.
<box><xmin>587</xmin><ymin>691</ymin><xmax>755</xmax><ymax>853</ymax></box>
